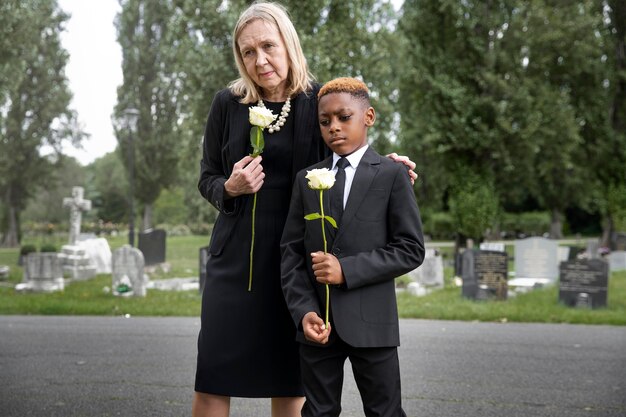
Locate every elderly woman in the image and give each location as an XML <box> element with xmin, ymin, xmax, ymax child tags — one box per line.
<box><xmin>193</xmin><ymin>2</ymin><xmax>416</xmax><ymax>417</ymax></box>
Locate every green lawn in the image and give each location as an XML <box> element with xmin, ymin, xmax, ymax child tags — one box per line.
<box><xmin>1</xmin><ymin>236</ymin><xmax>624</xmax><ymax>324</ymax></box>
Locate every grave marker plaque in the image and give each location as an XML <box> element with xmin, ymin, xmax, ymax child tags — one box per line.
<box><xmin>138</xmin><ymin>229</ymin><xmax>166</xmax><ymax>266</ymax></box>
<box><xmin>514</xmin><ymin>237</ymin><xmax>558</xmax><ymax>283</ymax></box>
<box><xmin>559</xmin><ymin>259</ymin><xmax>608</xmax><ymax>309</ymax></box>
<box><xmin>462</xmin><ymin>250</ymin><xmax>508</xmax><ymax>301</ymax></box>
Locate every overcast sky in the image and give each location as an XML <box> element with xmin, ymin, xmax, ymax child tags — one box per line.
<box><xmin>57</xmin><ymin>0</ymin><xmax>404</xmax><ymax>166</ymax></box>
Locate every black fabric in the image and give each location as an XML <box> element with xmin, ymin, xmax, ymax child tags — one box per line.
<box><xmin>195</xmin><ymin>86</ymin><xmax>328</xmax><ymax>398</ymax></box>
<box><xmin>330</xmin><ymin>157</ymin><xmax>348</xmax><ymax>226</ymax></box>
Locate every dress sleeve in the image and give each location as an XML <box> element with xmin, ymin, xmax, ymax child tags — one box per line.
<box><xmin>197</xmin><ymin>90</ymin><xmax>238</xmax><ymax>215</ymax></box>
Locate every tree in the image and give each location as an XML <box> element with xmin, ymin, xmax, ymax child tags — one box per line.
<box><xmin>288</xmin><ymin>0</ymin><xmax>401</xmax><ymax>152</ymax></box>
<box><xmin>113</xmin><ymin>0</ymin><xmax>182</xmax><ymax>232</ymax></box>
<box><xmin>85</xmin><ymin>152</ymin><xmax>129</xmax><ymax>223</ymax></box>
<box><xmin>0</xmin><ymin>0</ymin><xmax>84</xmax><ymax>247</ymax></box>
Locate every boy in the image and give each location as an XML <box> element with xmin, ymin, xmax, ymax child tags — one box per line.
<box><xmin>280</xmin><ymin>77</ymin><xmax>425</xmax><ymax>417</ymax></box>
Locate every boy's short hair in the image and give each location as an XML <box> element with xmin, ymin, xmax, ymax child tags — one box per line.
<box><xmin>318</xmin><ymin>77</ymin><xmax>370</xmax><ymax>106</ymax></box>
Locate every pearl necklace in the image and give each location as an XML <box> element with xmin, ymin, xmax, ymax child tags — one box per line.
<box><xmin>257</xmin><ymin>97</ymin><xmax>291</xmax><ymax>133</ymax></box>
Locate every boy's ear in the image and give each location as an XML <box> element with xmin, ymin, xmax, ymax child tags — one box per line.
<box><xmin>365</xmin><ymin>106</ymin><xmax>376</xmax><ymax>127</ymax></box>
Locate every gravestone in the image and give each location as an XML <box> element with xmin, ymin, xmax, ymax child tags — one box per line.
<box><xmin>59</xmin><ymin>187</ymin><xmax>97</xmax><ymax>280</ymax></box>
<box><xmin>608</xmin><ymin>251</ymin><xmax>626</xmax><ymax>272</ymax></box>
<box><xmin>512</xmin><ymin>237</ymin><xmax>558</xmax><ymax>287</ymax></box>
<box><xmin>111</xmin><ymin>245</ymin><xmax>148</xmax><ymax>297</ymax></box>
<box><xmin>199</xmin><ymin>246</ymin><xmax>210</xmax><ymax>294</ymax></box>
<box><xmin>18</xmin><ymin>253</ymin><xmax>65</xmax><ymax>292</ymax></box>
<box><xmin>461</xmin><ymin>250</ymin><xmax>508</xmax><ymax>301</ymax></box>
<box><xmin>63</xmin><ymin>186</ymin><xmax>91</xmax><ymax>246</ymax></box>
<box><xmin>408</xmin><ymin>249</ymin><xmax>444</xmax><ymax>294</ymax></box>
<box><xmin>138</xmin><ymin>229</ymin><xmax>166</xmax><ymax>266</ymax></box>
<box><xmin>559</xmin><ymin>259</ymin><xmax>608</xmax><ymax>309</ymax></box>
<box><xmin>557</xmin><ymin>246</ymin><xmax>571</xmax><ymax>263</ymax></box>
<box><xmin>479</xmin><ymin>242</ymin><xmax>505</xmax><ymax>252</ymax></box>
<box><xmin>611</xmin><ymin>232</ymin><xmax>626</xmax><ymax>251</ymax></box>
<box><xmin>77</xmin><ymin>237</ymin><xmax>112</xmax><ymax>274</ymax></box>
<box><xmin>0</xmin><ymin>265</ymin><xmax>10</xmax><ymax>280</ymax></box>
<box><xmin>586</xmin><ymin>239</ymin><xmax>600</xmax><ymax>259</ymax></box>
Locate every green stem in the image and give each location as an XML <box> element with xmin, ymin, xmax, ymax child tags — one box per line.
<box><xmin>248</xmin><ymin>192</ymin><xmax>258</xmax><ymax>291</ymax></box>
<box><xmin>319</xmin><ymin>190</ymin><xmax>330</xmax><ymax>328</ymax></box>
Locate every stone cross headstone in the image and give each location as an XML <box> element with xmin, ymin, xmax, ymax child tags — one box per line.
<box><xmin>112</xmin><ymin>245</ymin><xmax>148</xmax><ymax>297</ymax></box>
<box><xmin>138</xmin><ymin>229</ymin><xmax>166</xmax><ymax>266</ymax></box>
<box><xmin>18</xmin><ymin>253</ymin><xmax>64</xmax><ymax>292</ymax></box>
<box><xmin>608</xmin><ymin>251</ymin><xmax>626</xmax><ymax>272</ymax></box>
<box><xmin>461</xmin><ymin>249</ymin><xmax>508</xmax><ymax>301</ymax></box>
<box><xmin>63</xmin><ymin>187</ymin><xmax>91</xmax><ymax>246</ymax></box>
<box><xmin>199</xmin><ymin>245</ymin><xmax>210</xmax><ymax>294</ymax></box>
<box><xmin>559</xmin><ymin>259</ymin><xmax>608</xmax><ymax>309</ymax></box>
<box><xmin>513</xmin><ymin>237</ymin><xmax>559</xmax><ymax>285</ymax></box>
<box><xmin>408</xmin><ymin>249</ymin><xmax>444</xmax><ymax>294</ymax></box>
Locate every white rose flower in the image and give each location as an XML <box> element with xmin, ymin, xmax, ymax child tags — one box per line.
<box><xmin>306</xmin><ymin>168</ymin><xmax>336</xmax><ymax>190</ymax></box>
<box><xmin>249</xmin><ymin>106</ymin><xmax>277</xmax><ymax>128</ymax></box>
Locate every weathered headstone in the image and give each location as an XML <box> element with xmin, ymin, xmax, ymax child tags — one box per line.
<box><xmin>199</xmin><ymin>246</ymin><xmax>210</xmax><ymax>294</ymax></box>
<box><xmin>77</xmin><ymin>237</ymin><xmax>112</xmax><ymax>274</ymax></box>
<box><xmin>608</xmin><ymin>251</ymin><xmax>626</xmax><ymax>272</ymax></box>
<box><xmin>479</xmin><ymin>242</ymin><xmax>505</xmax><ymax>252</ymax></box>
<box><xmin>59</xmin><ymin>187</ymin><xmax>97</xmax><ymax>280</ymax></box>
<box><xmin>611</xmin><ymin>232</ymin><xmax>626</xmax><ymax>251</ymax></box>
<box><xmin>408</xmin><ymin>249</ymin><xmax>444</xmax><ymax>293</ymax></box>
<box><xmin>18</xmin><ymin>253</ymin><xmax>64</xmax><ymax>292</ymax></box>
<box><xmin>138</xmin><ymin>229</ymin><xmax>166</xmax><ymax>266</ymax></box>
<box><xmin>461</xmin><ymin>250</ymin><xmax>508</xmax><ymax>301</ymax></box>
<box><xmin>0</xmin><ymin>265</ymin><xmax>10</xmax><ymax>280</ymax></box>
<box><xmin>586</xmin><ymin>239</ymin><xmax>600</xmax><ymax>259</ymax></box>
<box><xmin>558</xmin><ymin>246</ymin><xmax>571</xmax><ymax>263</ymax></box>
<box><xmin>559</xmin><ymin>259</ymin><xmax>608</xmax><ymax>309</ymax></box>
<box><xmin>112</xmin><ymin>245</ymin><xmax>148</xmax><ymax>297</ymax></box>
<box><xmin>512</xmin><ymin>237</ymin><xmax>559</xmax><ymax>287</ymax></box>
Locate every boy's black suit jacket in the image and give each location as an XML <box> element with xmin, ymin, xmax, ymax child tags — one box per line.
<box><xmin>281</xmin><ymin>146</ymin><xmax>425</xmax><ymax>348</ymax></box>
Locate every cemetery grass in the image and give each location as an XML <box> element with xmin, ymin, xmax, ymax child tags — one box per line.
<box><xmin>1</xmin><ymin>236</ymin><xmax>625</xmax><ymax>324</ymax></box>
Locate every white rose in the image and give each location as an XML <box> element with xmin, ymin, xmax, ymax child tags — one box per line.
<box><xmin>306</xmin><ymin>168</ymin><xmax>336</xmax><ymax>190</ymax></box>
<box><xmin>249</xmin><ymin>106</ymin><xmax>277</xmax><ymax>128</ymax></box>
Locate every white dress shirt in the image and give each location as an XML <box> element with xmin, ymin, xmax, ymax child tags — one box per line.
<box><xmin>331</xmin><ymin>145</ymin><xmax>369</xmax><ymax>209</ymax></box>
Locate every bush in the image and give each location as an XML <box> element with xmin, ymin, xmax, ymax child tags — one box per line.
<box><xmin>501</xmin><ymin>212</ymin><xmax>551</xmax><ymax>238</ymax></box>
<box><xmin>40</xmin><ymin>244</ymin><xmax>58</xmax><ymax>253</ymax></box>
<box><xmin>189</xmin><ymin>223</ymin><xmax>213</xmax><ymax>236</ymax></box>
<box><xmin>20</xmin><ymin>244</ymin><xmax>37</xmax><ymax>256</ymax></box>
<box><xmin>422</xmin><ymin>212</ymin><xmax>455</xmax><ymax>240</ymax></box>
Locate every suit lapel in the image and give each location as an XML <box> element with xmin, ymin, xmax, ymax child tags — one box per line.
<box><xmin>335</xmin><ymin>148</ymin><xmax>381</xmax><ymax>242</ymax></box>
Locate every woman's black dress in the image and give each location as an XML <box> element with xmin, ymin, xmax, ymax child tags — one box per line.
<box><xmin>195</xmin><ymin>100</ymin><xmax>303</xmax><ymax>397</ymax></box>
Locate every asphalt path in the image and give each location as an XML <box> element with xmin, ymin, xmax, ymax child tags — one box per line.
<box><xmin>0</xmin><ymin>316</ymin><xmax>624</xmax><ymax>417</ymax></box>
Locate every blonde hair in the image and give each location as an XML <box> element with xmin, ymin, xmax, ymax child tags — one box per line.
<box><xmin>229</xmin><ymin>2</ymin><xmax>314</xmax><ymax>104</ymax></box>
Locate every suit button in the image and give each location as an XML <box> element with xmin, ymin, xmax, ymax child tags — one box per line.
<box><xmin>332</xmin><ymin>248</ymin><xmax>340</xmax><ymax>256</ymax></box>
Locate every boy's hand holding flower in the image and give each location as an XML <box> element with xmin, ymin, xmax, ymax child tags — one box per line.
<box><xmin>304</xmin><ymin>167</ymin><xmax>338</xmax><ymax>327</ymax></box>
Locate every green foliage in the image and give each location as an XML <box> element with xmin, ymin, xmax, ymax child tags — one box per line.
<box><xmin>19</xmin><ymin>244</ymin><xmax>37</xmax><ymax>256</ymax></box>
<box><xmin>85</xmin><ymin>152</ymin><xmax>129</xmax><ymax>223</ymax></box>
<box><xmin>0</xmin><ymin>0</ymin><xmax>85</xmax><ymax>246</ymax></box>
<box><xmin>39</xmin><ymin>244</ymin><xmax>57</xmax><ymax>253</ymax></box>
<box><xmin>448</xmin><ymin>172</ymin><xmax>500</xmax><ymax>242</ymax></box>
<box><xmin>421</xmin><ymin>211</ymin><xmax>455</xmax><ymax>241</ymax></box>
<box><xmin>113</xmin><ymin>0</ymin><xmax>183</xmax><ymax>228</ymax></box>
<box><xmin>501</xmin><ymin>211</ymin><xmax>551</xmax><ymax>237</ymax></box>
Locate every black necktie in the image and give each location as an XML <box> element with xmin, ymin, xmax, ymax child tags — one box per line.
<box><xmin>331</xmin><ymin>157</ymin><xmax>349</xmax><ymax>225</ymax></box>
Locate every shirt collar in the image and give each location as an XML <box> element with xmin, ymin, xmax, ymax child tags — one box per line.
<box><xmin>333</xmin><ymin>145</ymin><xmax>368</xmax><ymax>170</ymax></box>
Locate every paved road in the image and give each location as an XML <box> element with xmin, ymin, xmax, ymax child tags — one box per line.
<box><xmin>0</xmin><ymin>316</ymin><xmax>624</xmax><ymax>417</ymax></box>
